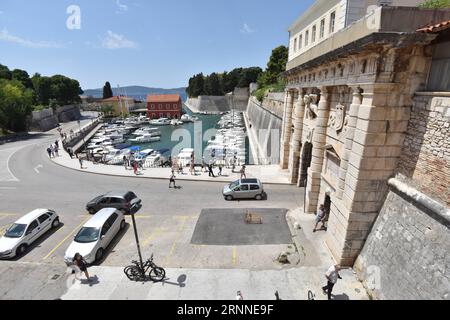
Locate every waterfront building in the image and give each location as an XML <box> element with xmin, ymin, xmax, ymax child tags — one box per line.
<box><xmin>147</xmin><ymin>94</ymin><xmax>182</xmax><ymax>120</ymax></box>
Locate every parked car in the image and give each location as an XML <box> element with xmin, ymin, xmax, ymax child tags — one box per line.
<box><xmin>0</xmin><ymin>209</ymin><xmax>60</xmax><ymax>259</ymax></box>
<box><xmin>86</xmin><ymin>191</ymin><xmax>142</xmax><ymax>215</ymax></box>
<box><xmin>64</xmin><ymin>208</ymin><xmax>126</xmax><ymax>265</ymax></box>
<box><xmin>223</xmin><ymin>179</ymin><xmax>265</xmax><ymax>201</ymax></box>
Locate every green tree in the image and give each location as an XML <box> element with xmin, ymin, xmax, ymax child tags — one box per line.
<box><xmin>32</xmin><ymin>74</ymin><xmax>52</xmax><ymax>106</ymax></box>
<box><xmin>101</xmin><ymin>105</ymin><xmax>114</xmax><ymax>117</ymax></box>
<box><xmin>258</xmin><ymin>45</ymin><xmax>288</xmax><ymax>87</ymax></box>
<box><xmin>103</xmin><ymin>81</ymin><xmax>113</xmax><ymax>99</ymax></box>
<box><xmin>12</xmin><ymin>69</ymin><xmax>33</xmax><ymax>89</ymax></box>
<box><xmin>0</xmin><ymin>79</ymin><xmax>33</xmax><ymax>132</ymax></box>
<box><xmin>237</xmin><ymin>67</ymin><xmax>263</xmax><ymax>88</ymax></box>
<box><xmin>49</xmin><ymin>75</ymin><xmax>82</xmax><ymax>106</ymax></box>
<box><xmin>204</xmin><ymin>73</ymin><xmax>222</xmax><ymax>96</ymax></box>
<box><xmin>187</xmin><ymin>73</ymin><xmax>205</xmax><ymax>97</ymax></box>
<box><xmin>0</xmin><ymin>64</ymin><xmax>12</xmax><ymax>80</ymax></box>
<box><xmin>418</xmin><ymin>0</ymin><xmax>450</xmax><ymax>8</ymax></box>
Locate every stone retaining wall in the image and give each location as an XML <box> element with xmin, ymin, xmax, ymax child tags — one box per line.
<box><xmin>397</xmin><ymin>93</ymin><xmax>450</xmax><ymax>206</ymax></box>
<box><xmin>354</xmin><ymin>178</ymin><xmax>449</xmax><ymax>300</ymax></box>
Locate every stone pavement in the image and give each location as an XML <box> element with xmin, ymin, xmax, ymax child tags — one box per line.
<box><xmin>61</xmin><ymin>266</ymin><xmax>368</xmax><ymax>300</ymax></box>
<box><xmin>51</xmin><ymin>145</ymin><xmax>292</xmax><ymax>185</ymax></box>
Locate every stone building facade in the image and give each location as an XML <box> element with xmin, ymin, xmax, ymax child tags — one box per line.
<box><xmin>280</xmin><ymin>5</ymin><xmax>450</xmax><ymax>266</ymax></box>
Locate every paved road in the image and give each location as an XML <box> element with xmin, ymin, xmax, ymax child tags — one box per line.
<box><xmin>0</xmin><ymin>114</ymin><xmax>303</xmax><ymax>271</ymax></box>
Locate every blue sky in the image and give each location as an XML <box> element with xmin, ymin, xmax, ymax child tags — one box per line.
<box><xmin>0</xmin><ymin>0</ymin><xmax>314</xmax><ymax>90</ymax></box>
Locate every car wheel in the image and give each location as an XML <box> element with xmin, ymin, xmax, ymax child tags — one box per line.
<box><xmin>225</xmin><ymin>195</ymin><xmax>233</xmax><ymax>201</ymax></box>
<box><xmin>95</xmin><ymin>248</ymin><xmax>104</xmax><ymax>262</ymax></box>
<box><xmin>17</xmin><ymin>244</ymin><xmax>28</xmax><ymax>256</ymax></box>
<box><xmin>88</xmin><ymin>208</ymin><xmax>96</xmax><ymax>215</ymax></box>
<box><xmin>52</xmin><ymin>218</ymin><xmax>60</xmax><ymax>228</ymax></box>
<box><xmin>120</xmin><ymin>220</ymin><xmax>126</xmax><ymax>230</ymax></box>
<box><xmin>255</xmin><ymin>194</ymin><xmax>263</xmax><ymax>201</ymax></box>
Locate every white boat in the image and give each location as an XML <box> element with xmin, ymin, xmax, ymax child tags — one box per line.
<box><xmin>129</xmin><ymin>134</ymin><xmax>161</xmax><ymax>144</ymax></box>
<box><xmin>145</xmin><ymin>152</ymin><xmax>163</xmax><ymax>167</ymax></box>
<box><xmin>149</xmin><ymin>118</ymin><xmax>171</xmax><ymax>126</ymax></box>
<box><xmin>180</xmin><ymin>114</ymin><xmax>195</xmax><ymax>123</ymax></box>
<box><xmin>171</xmin><ymin>119</ymin><xmax>183</xmax><ymax>126</ymax></box>
<box><xmin>132</xmin><ymin>127</ymin><xmax>161</xmax><ymax>137</ymax></box>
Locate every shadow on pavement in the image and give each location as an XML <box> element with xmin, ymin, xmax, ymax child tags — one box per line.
<box><xmin>162</xmin><ymin>274</ymin><xmax>187</xmax><ymax>288</ymax></box>
<box><xmin>11</xmin><ymin>223</ymin><xmax>65</xmax><ymax>261</ymax></box>
<box><xmin>94</xmin><ymin>223</ymin><xmax>130</xmax><ymax>266</ymax></box>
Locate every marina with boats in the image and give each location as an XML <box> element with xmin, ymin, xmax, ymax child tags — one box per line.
<box><xmin>80</xmin><ymin>109</ymin><xmax>250</xmax><ymax>169</ymax></box>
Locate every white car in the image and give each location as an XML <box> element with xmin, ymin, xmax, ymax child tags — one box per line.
<box><xmin>64</xmin><ymin>208</ymin><xmax>126</xmax><ymax>265</ymax></box>
<box><xmin>0</xmin><ymin>209</ymin><xmax>60</xmax><ymax>259</ymax></box>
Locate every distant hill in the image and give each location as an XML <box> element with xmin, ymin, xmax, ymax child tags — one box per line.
<box><xmin>83</xmin><ymin>86</ymin><xmax>187</xmax><ymax>101</ymax></box>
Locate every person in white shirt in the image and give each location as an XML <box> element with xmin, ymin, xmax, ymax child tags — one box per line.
<box><xmin>322</xmin><ymin>264</ymin><xmax>342</xmax><ymax>300</ymax></box>
<box><xmin>236</xmin><ymin>291</ymin><xmax>243</xmax><ymax>300</ymax></box>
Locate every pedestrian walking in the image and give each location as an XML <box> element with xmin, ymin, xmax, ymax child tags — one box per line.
<box><xmin>72</xmin><ymin>253</ymin><xmax>92</xmax><ymax>282</ymax></box>
<box><xmin>240</xmin><ymin>165</ymin><xmax>247</xmax><ymax>179</ymax></box>
<box><xmin>79</xmin><ymin>157</ymin><xmax>83</xmax><ymax>169</ymax></box>
<box><xmin>123</xmin><ymin>155</ymin><xmax>128</xmax><ymax>170</ymax></box>
<box><xmin>54</xmin><ymin>144</ymin><xmax>59</xmax><ymax>157</ymax></box>
<box><xmin>201</xmin><ymin>157</ymin><xmax>206</xmax><ymax>173</ymax></box>
<box><xmin>208</xmin><ymin>163</ymin><xmax>216</xmax><ymax>178</ymax></box>
<box><xmin>46</xmin><ymin>147</ymin><xmax>52</xmax><ymax>158</ymax></box>
<box><xmin>218</xmin><ymin>163</ymin><xmax>223</xmax><ymax>176</ymax></box>
<box><xmin>236</xmin><ymin>291</ymin><xmax>244</xmax><ymax>300</ymax></box>
<box><xmin>50</xmin><ymin>145</ymin><xmax>55</xmax><ymax>158</ymax></box>
<box><xmin>190</xmin><ymin>160</ymin><xmax>196</xmax><ymax>176</ymax></box>
<box><xmin>313</xmin><ymin>204</ymin><xmax>327</xmax><ymax>232</ymax></box>
<box><xmin>54</xmin><ymin>140</ymin><xmax>59</xmax><ymax>149</ymax></box>
<box><xmin>133</xmin><ymin>161</ymin><xmax>139</xmax><ymax>175</ymax></box>
<box><xmin>169</xmin><ymin>171</ymin><xmax>177</xmax><ymax>188</ymax></box>
<box><xmin>67</xmin><ymin>147</ymin><xmax>74</xmax><ymax>159</ymax></box>
<box><xmin>322</xmin><ymin>264</ymin><xmax>342</xmax><ymax>300</ymax></box>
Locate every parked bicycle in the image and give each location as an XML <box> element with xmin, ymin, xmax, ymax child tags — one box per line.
<box><xmin>124</xmin><ymin>254</ymin><xmax>166</xmax><ymax>282</ymax></box>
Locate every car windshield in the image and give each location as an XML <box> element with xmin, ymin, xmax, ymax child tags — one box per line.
<box><xmin>74</xmin><ymin>227</ymin><xmax>100</xmax><ymax>243</ymax></box>
<box><xmin>229</xmin><ymin>181</ymin><xmax>240</xmax><ymax>189</ymax></box>
<box><xmin>4</xmin><ymin>224</ymin><xmax>27</xmax><ymax>238</ymax></box>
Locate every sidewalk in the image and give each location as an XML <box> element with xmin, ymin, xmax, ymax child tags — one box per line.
<box><xmin>51</xmin><ymin>147</ymin><xmax>293</xmax><ymax>185</ymax></box>
<box><xmin>61</xmin><ymin>266</ymin><xmax>368</xmax><ymax>300</ymax></box>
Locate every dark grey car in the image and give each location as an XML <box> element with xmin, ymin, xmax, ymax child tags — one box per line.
<box><xmin>86</xmin><ymin>191</ymin><xmax>142</xmax><ymax>215</ymax></box>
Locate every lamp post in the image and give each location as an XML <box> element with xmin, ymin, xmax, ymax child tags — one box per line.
<box><xmin>130</xmin><ymin>212</ymin><xmax>145</xmax><ymax>270</ymax></box>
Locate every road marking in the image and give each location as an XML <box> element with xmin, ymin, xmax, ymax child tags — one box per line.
<box><xmin>164</xmin><ymin>216</ymin><xmax>188</xmax><ymax>265</ymax></box>
<box><xmin>232</xmin><ymin>247</ymin><xmax>238</xmax><ymax>265</ymax></box>
<box><xmin>142</xmin><ymin>227</ymin><xmax>165</xmax><ymax>247</ymax></box>
<box><xmin>34</xmin><ymin>164</ymin><xmax>43</xmax><ymax>174</ymax></box>
<box><xmin>0</xmin><ymin>187</ymin><xmax>17</xmax><ymax>190</ymax></box>
<box><xmin>0</xmin><ymin>213</ymin><xmax>17</xmax><ymax>216</ymax></box>
<box><xmin>42</xmin><ymin>217</ymin><xmax>90</xmax><ymax>260</ymax></box>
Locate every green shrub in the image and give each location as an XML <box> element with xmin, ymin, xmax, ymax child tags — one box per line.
<box><xmin>418</xmin><ymin>0</ymin><xmax>450</xmax><ymax>8</ymax></box>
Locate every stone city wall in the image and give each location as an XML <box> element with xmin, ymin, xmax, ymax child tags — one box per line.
<box><xmin>261</xmin><ymin>92</ymin><xmax>285</xmax><ymax>119</ymax></box>
<box><xmin>30</xmin><ymin>108</ymin><xmax>59</xmax><ymax>132</ymax></box>
<box><xmin>55</xmin><ymin>105</ymin><xmax>82</xmax><ymax>123</ymax></box>
<box><xmin>185</xmin><ymin>96</ymin><xmax>230</xmax><ymax>114</ymax></box>
<box><xmin>397</xmin><ymin>93</ymin><xmax>450</xmax><ymax>206</ymax></box>
<box><xmin>246</xmin><ymin>96</ymin><xmax>282</xmax><ymax>165</ymax></box>
<box><xmin>354</xmin><ymin>178</ymin><xmax>450</xmax><ymax>300</ymax></box>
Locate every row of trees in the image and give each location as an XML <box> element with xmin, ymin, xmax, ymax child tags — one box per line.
<box><xmin>186</xmin><ymin>67</ymin><xmax>263</xmax><ymax>98</ymax></box>
<box><xmin>0</xmin><ymin>63</ymin><xmax>83</xmax><ymax>133</ymax></box>
<box><xmin>186</xmin><ymin>45</ymin><xmax>289</xmax><ymax>101</ymax></box>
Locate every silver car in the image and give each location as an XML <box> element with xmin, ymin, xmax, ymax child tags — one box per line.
<box><xmin>223</xmin><ymin>179</ymin><xmax>265</xmax><ymax>201</ymax></box>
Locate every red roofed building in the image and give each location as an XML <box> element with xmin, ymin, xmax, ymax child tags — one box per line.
<box><xmin>147</xmin><ymin>94</ymin><xmax>182</xmax><ymax>120</ymax></box>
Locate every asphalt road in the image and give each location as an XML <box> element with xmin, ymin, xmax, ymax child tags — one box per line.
<box><xmin>0</xmin><ymin>115</ymin><xmax>303</xmax><ymax>270</ymax></box>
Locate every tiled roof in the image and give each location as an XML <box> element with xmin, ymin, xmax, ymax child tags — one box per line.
<box><xmin>147</xmin><ymin>94</ymin><xmax>181</xmax><ymax>103</ymax></box>
<box><xmin>417</xmin><ymin>20</ymin><xmax>450</xmax><ymax>33</ymax></box>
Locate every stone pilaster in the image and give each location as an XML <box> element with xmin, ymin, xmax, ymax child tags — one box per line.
<box><xmin>326</xmin><ymin>83</ymin><xmax>411</xmax><ymax>266</ymax></box>
<box><xmin>336</xmin><ymin>86</ymin><xmax>362</xmax><ymax>200</ymax></box>
<box><xmin>280</xmin><ymin>90</ymin><xmax>295</xmax><ymax>169</ymax></box>
<box><xmin>305</xmin><ymin>87</ymin><xmax>330</xmax><ymax>213</ymax></box>
<box><xmin>288</xmin><ymin>90</ymin><xmax>305</xmax><ymax>183</ymax></box>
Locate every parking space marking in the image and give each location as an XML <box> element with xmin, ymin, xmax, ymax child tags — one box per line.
<box><xmin>164</xmin><ymin>216</ymin><xmax>189</xmax><ymax>265</ymax></box>
<box><xmin>142</xmin><ymin>227</ymin><xmax>166</xmax><ymax>247</ymax></box>
<box><xmin>42</xmin><ymin>216</ymin><xmax>90</xmax><ymax>260</ymax></box>
<box><xmin>232</xmin><ymin>247</ymin><xmax>238</xmax><ymax>265</ymax></box>
<box><xmin>0</xmin><ymin>223</ymin><xmax>12</xmax><ymax>236</ymax></box>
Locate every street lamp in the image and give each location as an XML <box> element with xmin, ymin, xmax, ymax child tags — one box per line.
<box><xmin>130</xmin><ymin>211</ymin><xmax>145</xmax><ymax>270</ymax></box>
